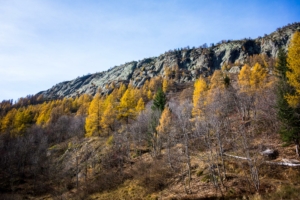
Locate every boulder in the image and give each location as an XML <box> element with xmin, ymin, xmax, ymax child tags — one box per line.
<box><xmin>260</xmin><ymin>148</ymin><xmax>278</xmax><ymax>160</ymax></box>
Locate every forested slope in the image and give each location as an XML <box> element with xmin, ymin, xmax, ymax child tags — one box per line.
<box><xmin>0</xmin><ymin>23</ymin><xmax>300</xmax><ymax>200</ymax></box>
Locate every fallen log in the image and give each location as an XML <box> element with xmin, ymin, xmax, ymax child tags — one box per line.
<box><xmin>223</xmin><ymin>153</ymin><xmax>300</xmax><ymax>167</ymax></box>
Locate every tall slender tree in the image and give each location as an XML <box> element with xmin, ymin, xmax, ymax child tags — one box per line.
<box><xmin>276</xmin><ymin>35</ymin><xmax>300</xmax><ymax>155</ymax></box>
<box><xmin>118</xmin><ymin>87</ymin><xmax>137</xmax><ymax>124</ymax></box>
<box><xmin>85</xmin><ymin>94</ymin><xmax>103</xmax><ymax>137</ymax></box>
<box><xmin>286</xmin><ymin>31</ymin><xmax>300</xmax><ymax>108</ymax></box>
<box><xmin>192</xmin><ymin>78</ymin><xmax>208</xmax><ymax>117</ymax></box>
<box><xmin>152</xmin><ymin>88</ymin><xmax>167</xmax><ymax>112</ymax></box>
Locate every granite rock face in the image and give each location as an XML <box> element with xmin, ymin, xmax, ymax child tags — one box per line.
<box><xmin>37</xmin><ymin>23</ymin><xmax>300</xmax><ymax>99</ymax></box>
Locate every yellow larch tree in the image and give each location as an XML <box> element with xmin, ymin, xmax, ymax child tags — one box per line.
<box><xmin>156</xmin><ymin>107</ymin><xmax>172</xmax><ymax>135</ymax></box>
<box><xmin>76</xmin><ymin>94</ymin><xmax>92</xmax><ymax>116</ymax></box>
<box><xmin>1</xmin><ymin>108</ymin><xmax>17</xmax><ymax>132</ymax></box>
<box><xmin>133</xmin><ymin>87</ymin><xmax>142</xmax><ymax>102</ymax></box>
<box><xmin>85</xmin><ymin>94</ymin><xmax>103</xmax><ymax>137</ymax></box>
<box><xmin>72</xmin><ymin>97</ymin><xmax>79</xmax><ymax>112</ymax></box>
<box><xmin>61</xmin><ymin>98</ymin><xmax>73</xmax><ymax>113</ymax></box>
<box><xmin>100</xmin><ymin>102</ymin><xmax>116</xmax><ymax>135</ymax></box>
<box><xmin>100</xmin><ymin>92</ymin><xmax>118</xmax><ymax>135</ymax></box>
<box><xmin>147</xmin><ymin>90</ymin><xmax>153</xmax><ymax>100</ymax></box>
<box><xmin>156</xmin><ymin>107</ymin><xmax>172</xmax><ymax>156</ymax></box>
<box><xmin>135</xmin><ymin>98</ymin><xmax>145</xmax><ymax>113</ymax></box>
<box><xmin>238</xmin><ymin>64</ymin><xmax>252</xmax><ymax>92</ymax></box>
<box><xmin>192</xmin><ymin>78</ymin><xmax>208</xmax><ymax>117</ymax></box>
<box><xmin>286</xmin><ymin>31</ymin><xmax>300</xmax><ymax>107</ymax></box>
<box><xmin>162</xmin><ymin>78</ymin><xmax>169</xmax><ymax>93</ymax></box>
<box><xmin>164</xmin><ymin>66</ymin><xmax>172</xmax><ymax>79</ymax></box>
<box><xmin>36</xmin><ymin>101</ymin><xmax>53</xmax><ymax>125</ymax></box>
<box><xmin>149</xmin><ymin>76</ymin><xmax>162</xmax><ymax>92</ymax></box>
<box><xmin>250</xmin><ymin>62</ymin><xmax>267</xmax><ymax>90</ymax></box>
<box><xmin>142</xmin><ymin>80</ymin><xmax>150</xmax><ymax>100</ymax></box>
<box><xmin>210</xmin><ymin>70</ymin><xmax>225</xmax><ymax>89</ymax></box>
<box><xmin>13</xmin><ymin>107</ymin><xmax>34</xmax><ymax>135</ymax></box>
<box><xmin>117</xmin><ymin>83</ymin><xmax>127</xmax><ymax>100</ymax></box>
<box><xmin>118</xmin><ymin>87</ymin><xmax>137</xmax><ymax>124</ymax></box>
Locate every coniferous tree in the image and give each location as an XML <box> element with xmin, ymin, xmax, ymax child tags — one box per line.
<box><xmin>152</xmin><ymin>88</ymin><xmax>166</xmax><ymax>112</ymax></box>
<box><xmin>286</xmin><ymin>31</ymin><xmax>300</xmax><ymax>107</ymax></box>
<box><xmin>276</xmin><ymin>48</ymin><xmax>288</xmax><ymax>79</ymax></box>
<box><xmin>192</xmin><ymin>78</ymin><xmax>208</xmax><ymax>117</ymax></box>
<box><xmin>210</xmin><ymin>70</ymin><xmax>224</xmax><ymax>89</ymax></box>
<box><xmin>118</xmin><ymin>87</ymin><xmax>137</xmax><ymax>124</ymax></box>
<box><xmin>276</xmin><ymin>44</ymin><xmax>300</xmax><ymax>155</ymax></box>
<box><xmin>135</xmin><ymin>98</ymin><xmax>145</xmax><ymax>113</ymax></box>
<box><xmin>156</xmin><ymin>107</ymin><xmax>172</xmax><ymax>136</ymax></box>
<box><xmin>36</xmin><ymin>102</ymin><xmax>53</xmax><ymax>125</ymax></box>
<box><xmin>85</xmin><ymin>94</ymin><xmax>103</xmax><ymax>137</ymax></box>
<box><xmin>101</xmin><ymin>102</ymin><xmax>116</xmax><ymax>135</ymax></box>
<box><xmin>162</xmin><ymin>78</ymin><xmax>169</xmax><ymax>93</ymax></box>
<box><xmin>238</xmin><ymin>64</ymin><xmax>252</xmax><ymax>92</ymax></box>
<box><xmin>1</xmin><ymin>108</ymin><xmax>17</xmax><ymax>132</ymax></box>
<box><xmin>147</xmin><ymin>90</ymin><xmax>152</xmax><ymax>100</ymax></box>
<box><xmin>250</xmin><ymin>63</ymin><xmax>267</xmax><ymax>90</ymax></box>
<box><xmin>76</xmin><ymin>94</ymin><xmax>92</xmax><ymax>116</ymax></box>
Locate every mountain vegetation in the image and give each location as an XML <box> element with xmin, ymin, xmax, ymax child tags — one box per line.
<box><xmin>0</xmin><ymin>22</ymin><xmax>300</xmax><ymax>199</ymax></box>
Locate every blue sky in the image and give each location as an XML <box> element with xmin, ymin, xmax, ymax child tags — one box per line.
<box><xmin>1</xmin><ymin>0</ymin><xmax>300</xmax><ymax>101</ymax></box>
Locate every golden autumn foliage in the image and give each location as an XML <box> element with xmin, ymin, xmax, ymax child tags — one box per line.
<box><xmin>164</xmin><ymin>67</ymin><xmax>172</xmax><ymax>79</ymax></box>
<box><xmin>192</xmin><ymin>78</ymin><xmax>208</xmax><ymax>117</ymax></box>
<box><xmin>100</xmin><ymin>102</ymin><xmax>116</xmax><ymax>135</ymax></box>
<box><xmin>286</xmin><ymin>31</ymin><xmax>300</xmax><ymax>107</ymax></box>
<box><xmin>239</xmin><ymin>62</ymin><xmax>267</xmax><ymax>94</ymax></box>
<box><xmin>139</xmin><ymin>80</ymin><xmax>148</xmax><ymax>101</ymax></box>
<box><xmin>1</xmin><ymin>108</ymin><xmax>17</xmax><ymax>132</ymax></box>
<box><xmin>147</xmin><ymin>90</ymin><xmax>153</xmax><ymax>100</ymax></box>
<box><xmin>156</xmin><ymin>107</ymin><xmax>172</xmax><ymax>135</ymax></box>
<box><xmin>118</xmin><ymin>87</ymin><xmax>137</xmax><ymax>123</ymax></box>
<box><xmin>135</xmin><ymin>98</ymin><xmax>145</xmax><ymax>113</ymax></box>
<box><xmin>149</xmin><ymin>76</ymin><xmax>162</xmax><ymax>92</ymax></box>
<box><xmin>210</xmin><ymin>70</ymin><xmax>225</xmax><ymax>89</ymax></box>
<box><xmin>13</xmin><ymin>108</ymin><xmax>33</xmax><ymax>134</ymax></box>
<box><xmin>162</xmin><ymin>78</ymin><xmax>169</xmax><ymax>93</ymax></box>
<box><xmin>0</xmin><ymin>80</ymin><xmax>155</xmax><ymax>138</ymax></box>
<box><xmin>238</xmin><ymin>64</ymin><xmax>252</xmax><ymax>92</ymax></box>
<box><xmin>75</xmin><ymin>94</ymin><xmax>92</xmax><ymax>115</ymax></box>
<box><xmin>250</xmin><ymin>62</ymin><xmax>267</xmax><ymax>90</ymax></box>
<box><xmin>117</xmin><ymin>83</ymin><xmax>127</xmax><ymax>100</ymax></box>
<box><xmin>36</xmin><ymin>102</ymin><xmax>53</xmax><ymax>125</ymax></box>
<box><xmin>85</xmin><ymin>94</ymin><xmax>103</xmax><ymax>137</ymax></box>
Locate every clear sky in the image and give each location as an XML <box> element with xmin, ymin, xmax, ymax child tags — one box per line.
<box><xmin>1</xmin><ymin>0</ymin><xmax>300</xmax><ymax>101</ymax></box>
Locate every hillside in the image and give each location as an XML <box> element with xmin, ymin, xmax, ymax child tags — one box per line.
<box><xmin>37</xmin><ymin>22</ymin><xmax>300</xmax><ymax>100</ymax></box>
<box><xmin>1</xmin><ymin>22</ymin><xmax>300</xmax><ymax>200</ymax></box>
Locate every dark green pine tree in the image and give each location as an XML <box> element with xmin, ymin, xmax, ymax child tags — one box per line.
<box><xmin>152</xmin><ymin>88</ymin><xmax>167</xmax><ymax>112</ymax></box>
<box><xmin>275</xmin><ymin>48</ymin><xmax>288</xmax><ymax>80</ymax></box>
<box><xmin>276</xmin><ymin>48</ymin><xmax>300</xmax><ymax>155</ymax></box>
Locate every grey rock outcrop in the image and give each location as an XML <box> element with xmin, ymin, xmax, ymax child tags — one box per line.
<box><xmin>229</xmin><ymin>66</ymin><xmax>240</xmax><ymax>74</ymax></box>
<box><xmin>37</xmin><ymin>23</ymin><xmax>300</xmax><ymax>99</ymax></box>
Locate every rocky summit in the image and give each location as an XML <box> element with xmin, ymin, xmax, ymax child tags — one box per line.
<box><xmin>37</xmin><ymin>22</ymin><xmax>300</xmax><ymax>99</ymax></box>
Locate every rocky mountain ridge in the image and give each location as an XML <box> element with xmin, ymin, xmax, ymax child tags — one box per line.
<box><xmin>37</xmin><ymin>22</ymin><xmax>300</xmax><ymax>99</ymax></box>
